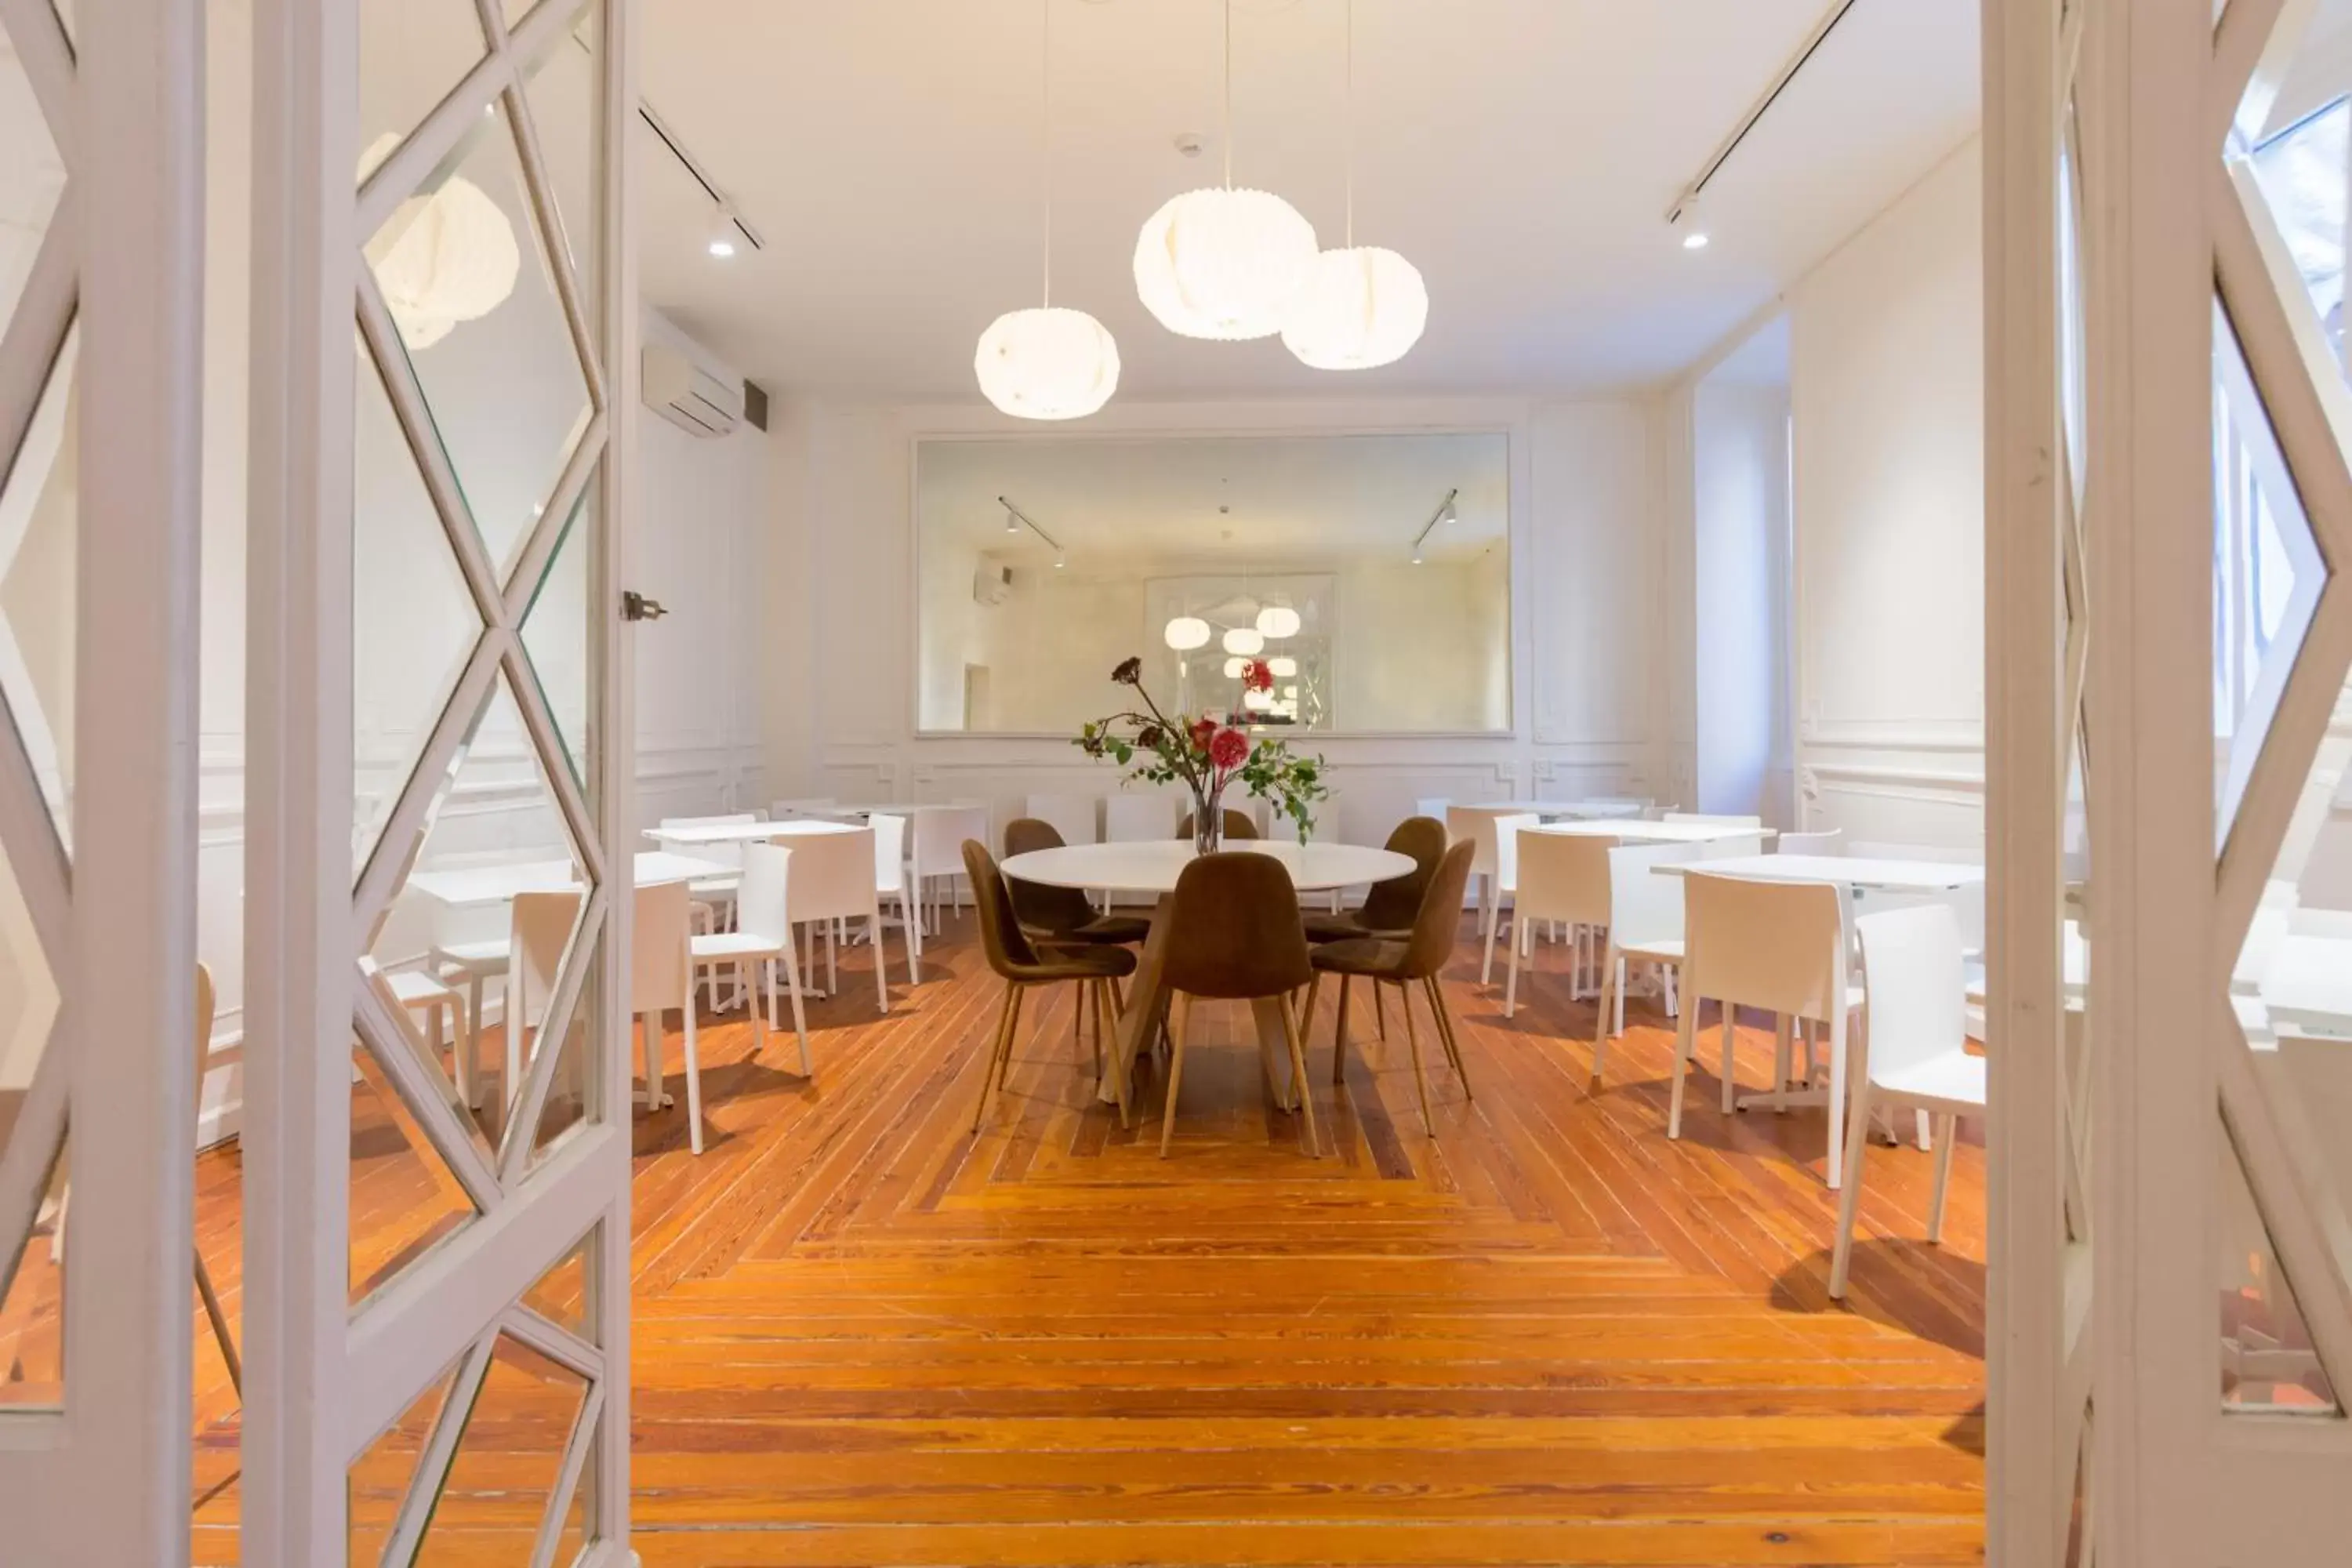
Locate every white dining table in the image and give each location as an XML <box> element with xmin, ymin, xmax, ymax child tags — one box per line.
<box><xmin>405</xmin><ymin>850</ymin><xmax>735</xmax><ymax>909</ymax></box>
<box><xmin>643</xmin><ymin>818</ymin><xmax>865</xmax><ymax>848</ymax></box>
<box><xmin>1654</xmin><ymin>851</ymin><xmax>1986</xmax><ymax>895</ymax></box>
<box><xmin>1465</xmin><ymin>798</ymin><xmax>1649</xmax><ymax>820</ymax></box>
<box><xmin>1531</xmin><ymin>820</ymin><xmax>1778</xmax><ymax>845</ymax></box>
<box><xmin>1000</xmin><ymin>840</ymin><xmax>1414</xmax><ymax>1114</ymax></box>
<box><xmin>823</xmin><ymin>800</ymin><xmax>986</xmax><ymax>818</ymax></box>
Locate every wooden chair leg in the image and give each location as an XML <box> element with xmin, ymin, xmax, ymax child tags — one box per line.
<box><xmin>1278</xmin><ymin>993</ymin><xmax>1321</xmax><ymax>1158</ymax></box>
<box><xmin>1373</xmin><ymin>976</ymin><xmax>1386</xmax><ymax>1039</ymax></box>
<box><xmin>194</xmin><ymin>1247</ymin><xmax>241</xmax><ymax>1397</ymax></box>
<box><xmin>1331</xmin><ymin>975</ymin><xmax>1354</xmax><ymax>1083</ymax></box>
<box><xmin>1160</xmin><ymin>993</ymin><xmax>1192</xmax><ymax>1157</ymax></box>
<box><xmin>1425</xmin><ymin>976</ymin><xmax>1472</xmax><ymax>1099</ymax></box>
<box><xmin>1927</xmin><ymin>1111</ymin><xmax>1957</xmax><ymax>1243</ymax></box>
<box><xmin>971</xmin><ymin>984</ymin><xmax>1020</xmax><ymax>1134</ymax></box>
<box><xmin>1399</xmin><ymin>982</ymin><xmax>1436</xmax><ymax>1137</ymax></box>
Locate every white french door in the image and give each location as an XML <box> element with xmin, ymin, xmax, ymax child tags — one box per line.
<box><xmin>1994</xmin><ymin>0</ymin><xmax>2352</xmax><ymax>1562</ymax></box>
<box><xmin>0</xmin><ymin>0</ymin><xmax>207</xmax><ymax>1560</ymax></box>
<box><xmin>241</xmin><ymin>0</ymin><xmax>637</xmax><ymax>1563</ymax></box>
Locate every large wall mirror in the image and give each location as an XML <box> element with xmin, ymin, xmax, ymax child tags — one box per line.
<box><xmin>914</xmin><ymin>431</ymin><xmax>1512</xmax><ymax>735</ymax></box>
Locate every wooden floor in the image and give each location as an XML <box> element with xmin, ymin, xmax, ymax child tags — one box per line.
<box><xmin>36</xmin><ymin>913</ymin><xmax>1985</xmax><ymax>1564</ymax></box>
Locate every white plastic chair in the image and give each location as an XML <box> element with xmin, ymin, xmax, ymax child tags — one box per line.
<box><xmin>1414</xmin><ymin>796</ymin><xmax>1453</xmax><ymax>823</ymax></box>
<box><xmin>908</xmin><ymin>806</ymin><xmax>989</xmax><ymax>931</ymax></box>
<box><xmin>1590</xmin><ymin>841</ymin><xmax>1711</xmax><ymax>1065</ymax></box>
<box><xmin>631</xmin><ymin>880</ymin><xmax>707</xmax><ymax>1151</ymax></box>
<box><xmin>428</xmin><ymin>901</ymin><xmax>510</xmax><ymax>1107</ymax></box>
<box><xmin>1505</xmin><ymin>829</ymin><xmax>1614</xmax><ymax>1017</ymax></box>
<box><xmin>1777</xmin><ymin>828</ymin><xmax>1845</xmax><ymax>855</ymax></box>
<box><xmin>1665</xmin><ymin>811</ymin><xmax>1765</xmax><ymax>826</ymax></box>
<box><xmin>1102</xmin><ymin>793</ymin><xmax>1180</xmax><ymax>910</ymax></box>
<box><xmin>689</xmin><ymin>842</ymin><xmax>810</xmax><ymax>1086</ymax></box>
<box><xmin>1831</xmin><ymin>902</ymin><xmax>1987</xmax><ymax>1297</ymax></box>
<box><xmin>1455</xmin><ymin>809</ymin><xmax>1539</xmax><ymax>986</ymax></box>
<box><xmin>506</xmin><ymin>889</ymin><xmax>583</xmax><ymax>1117</ymax></box>
<box><xmin>1025</xmin><ymin>793</ymin><xmax>1100</xmax><ymax>848</ymax></box>
<box><xmin>1671</xmin><ymin>869</ymin><xmax>1864</xmax><ymax>1187</ymax></box>
<box><xmin>867</xmin><ymin>813</ymin><xmax>920</xmax><ymax>985</ymax></box>
<box><xmin>788</xmin><ymin>825</ymin><xmax>891</xmax><ymax>1014</ymax></box>
<box><xmin>1847</xmin><ymin>839</ymin><xmax>1988</xmax><ymax>956</ymax></box>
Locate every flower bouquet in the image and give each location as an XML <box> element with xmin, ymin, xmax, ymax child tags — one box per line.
<box><xmin>1077</xmin><ymin>656</ymin><xmax>1330</xmax><ymax>854</ymax></box>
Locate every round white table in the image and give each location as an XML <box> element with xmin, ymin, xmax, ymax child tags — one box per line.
<box><xmin>1000</xmin><ymin>840</ymin><xmax>1414</xmax><ymax>1113</ymax></box>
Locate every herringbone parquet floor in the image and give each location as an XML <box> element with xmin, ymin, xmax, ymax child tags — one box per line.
<box><xmin>167</xmin><ymin>911</ymin><xmax>1986</xmax><ymax>1566</ymax></box>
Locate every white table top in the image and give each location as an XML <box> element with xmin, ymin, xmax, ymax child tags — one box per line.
<box><xmin>406</xmin><ymin>851</ymin><xmax>734</xmax><ymax>908</ymax></box>
<box><xmin>1530</xmin><ymin>821</ymin><xmax>1777</xmax><ymax>844</ymax></box>
<box><xmin>1001</xmin><ymin>840</ymin><xmax>1414</xmax><ymax>895</ymax></box>
<box><xmin>824</xmin><ymin>800</ymin><xmax>986</xmax><ymax>817</ymax></box>
<box><xmin>1657</xmin><ymin>852</ymin><xmax>1987</xmax><ymax>895</ymax></box>
<box><xmin>2259</xmin><ymin>934</ymin><xmax>2352</xmax><ymax>1038</ymax></box>
<box><xmin>1461</xmin><ymin>799</ymin><xmax>1650</xmax><ymax>819</ymax></box>
<box><xmin>644</xmin><ymin>819</ymin><xmax>863</xmax><ymax>847</ymax></box>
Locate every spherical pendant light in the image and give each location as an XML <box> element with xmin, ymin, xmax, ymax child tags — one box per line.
<box><xmin>1163</xmin><ymin>615</ymin><xmax>1212</xmax><ymax>652</ymax></box>
<box><xmin>1222</xmin><ymin>626</ymin><xmax>1265</xmax><ymax>656</ymax></box>
<box><xmin>1134</xmin><ymin>187</ymin><xmax>1319</xmax><ymax>341</ymax></box>
<box><xmin>1254</xmin><ymin>604</ymin><xmax>1302</xmax><ymax>639</ymax></box>
<box><xmin>976</xmin><ymin>307</ymin><xmax>1120</xmax><ymax>420</ymax></box>
<box><xmin>1268</xmin><ymin>655</ymin><xmax>1298</xmax><ymax>678</ymax></box>
<box><xmin>359</xmin><ymin>133</ymin><xmax>519</xmax><ymax>352</ymax></box>
<box><xmin>1223</xmin><ymin>656</ymin><xmax>1249</xmax><ymax>678</ymax></box>
<box><xmin>1282</xmin><ymin>245</ymin><xmax>1427</xmax><ymax>370</ymax></box>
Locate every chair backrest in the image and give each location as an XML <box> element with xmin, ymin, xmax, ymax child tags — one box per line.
<box><xmin>660</xmin><ymin>811</ymin><xmax>756</xmax><ymax>869</ymax></box>
<box><xmin>1487</xmin><ymin>812</ymin><xmax>1542</xmax><ymax>894</ymax></box>
<box><xmin>733</xmin><ymin>841</ymin><xmax>793</xmax><ymax>944</ymax></box>
<box><xmin>195</xmin><ymin>962</ymin><xmax>216</xmax><ymax>1077</ymax></box>
<box><xmin>1024</xmin><ymin>793</ymin><xmax>1100</xmax><ymax>847</ymax></box>
<box><xmin>867</xmin><ymin>814</ymin><xmax>907</xmax><ymax>894</ymax></box>
<box><xmin>1003</xmin><ymin>818</ymin><xmax>1099</xmax><ymax>934</ymax></box>
<box><xmin>1846</xmin><ymin>841</ymin><xmax>1987</xmax><ymax>951</ymax></box>
<box><xmin>1105</xmin><ymin>793</ymin><xmax>1180</xmax><ymax>843</ymax></box>
<box><xmin>1665</xmin><ymin>811</ymin><xmax>1765</xmax><ymax>826</ymax></box>
<box><xmin>782</xmin><ymin>826</ymin><xmax>879</xmax><ymax>923</ymax></box>
<box><xmin>1855</xmin><ymin>902</ymin><xmax>1969</xmax><ymax>1085</ymax></box>
<box><xmin>1444</xmin><ymin>805</ymin><xmax>1512</xmax><ymax>873</ymax></box>
<box><xmin>1514</xmin><ymin>829</ymin><xmax>1616</xmax><ymax>926</ymax></box>
<box><xmin>769</xmin><ymin>797</ymin><xmax>837</xmax><ymax>819</ymax></box>
<box><xmin>1176</xmin><ymin>808</ymin><xmax>1260</xmax><ymax>841</ymax></box>
<box><xmin>1682</xmin><ymin>870</ymin><xmax>1849</xmax><ymax>1022</ymax></box>
<box><xmin>1777</xmin><ymin>828</ymin><xmax>1845</xmax><ymax>856</ymax></box>
<box><xmin>1162</xmin><ymin>852</ymin><xmax>1312</xmax><ymax>998</ymax></box>
<box><xmin>1398</xmin><ymin>839</ymin><xmax>1480</xmax><ymax>979</ymax></box>
<box><xmin>510</xmin><ymin>889</ymin><xmax>585</xmax><ymax>1026</ymax></box>
<box><xmin>1357</xmin><ymin>816</ymin><xmax>1448</xmax><ymax>931</ymax></box>
<box><xmin>962</xmin><ymin>839</ymin><xmax>1044</xmax><ymax>976</ymax></box>
<box><xmin>1606</xmin><ymin>841</ymin><xmax>1705</xmax><ymax>951</ymax></box>
<box><xmin>911</xmin><ymin>806</ymin><xmax>990</xmax><ymax>877</ymax></box>
<box><xmin>631</xmin><ymin>879</ymin><xmax>695</xmax><ymax>1013</ymax></box>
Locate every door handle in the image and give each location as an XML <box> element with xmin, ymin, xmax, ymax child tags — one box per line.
<box><xmin>622</xmin><ymin>590</ymin><xmax>666</xmax><ymax>622</ymax></box>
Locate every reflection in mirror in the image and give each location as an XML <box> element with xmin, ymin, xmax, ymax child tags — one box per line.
<box><xmin>916</xmin><ymin>433</ymin><xmax>1510</xmax><ymax>735</ymax></box>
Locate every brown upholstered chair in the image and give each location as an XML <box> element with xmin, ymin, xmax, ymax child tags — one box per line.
<box><xmin>1307</xmin><ymin>838</ymin><xmax>1478</xmax><ymax>1135</ymax></box>
<box><xmin>1175</xmin><ymin>808</ymin><xmax>1260</xmax><ymax>842</ymax></box>
<box><xmin>1300</xmin><ymin>815</ymin><xmax>1446</xmax><ymax>1041</ymax></box>
<box><xmin>963</xmin><ymin>840</ymin><xmax>1137</xmax><ymax>1131</ymax></box>
<box><xmin>1156</xmin><ymin>852</ymin><xmax>1319</xmax><ymax>1158</ymax></box>
<box><xmin>1001</xmin><ymin>818</ymin><xmax>1151</xmax><ymax>947</ymax></box>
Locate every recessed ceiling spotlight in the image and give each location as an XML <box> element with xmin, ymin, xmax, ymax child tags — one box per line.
<box><xmin>1682</xmin><ymin>230</ymin><xmax>1711</xmax><ymax>252</ymax></box>
<box><xmin>707</xmin><ymin>201</ymin><xmax>739</xmax><ymax>258</ymax></box>
<box><xmin>1672</xmin><ymin>194</ymin><xmax>1708</xmax><ymax>252</ymax></box>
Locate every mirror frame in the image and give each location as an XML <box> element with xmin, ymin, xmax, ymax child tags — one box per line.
<box><xmin>906</xmin><ymin>425</ymin><xmax>1520</xmax><ymax>741</ymax></box>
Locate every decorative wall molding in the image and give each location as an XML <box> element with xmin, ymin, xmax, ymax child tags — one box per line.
<box><xmin>1801</xmin><ymin>719</ymin><xmax>1987</xmax><ymax>752</ymax></box>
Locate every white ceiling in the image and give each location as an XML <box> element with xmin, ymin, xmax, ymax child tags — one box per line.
<box><xmin>637</xmin><ymin>0</ymin><xmax>1980</xmax><ymax>400</ymax></box>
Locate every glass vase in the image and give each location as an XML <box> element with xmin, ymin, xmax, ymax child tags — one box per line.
<box><xmin>1193</xmin><ymin>786</ymin><xmax>1225</xmax><ymax>855</ymax></box>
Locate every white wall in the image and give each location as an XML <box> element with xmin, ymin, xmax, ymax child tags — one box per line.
<box><xmin>1692</xmin><ymin>379</ymin><xmax>1792</xmax><ymax>822</ymax></box>
<box><xmin>1786</xmin><ymin>137</ymin><xmax>1986</xmax><ymax>849</ymax></box>
<box><xmin>762</xmin><ymin>394</ymin><xmax>1678</xmax><ymax>848</ymax></box>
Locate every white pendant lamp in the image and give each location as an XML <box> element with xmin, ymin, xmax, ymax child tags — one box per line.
<box><xmin>1268</xmin><ymin>655</ymin><xmax>1298</xmax><ymax>678</ymax></box>
<box><xmin>1132</xmin><ymin>0</ymin><xmax>1317</xmax><ymax>340</ymax></box>
<box><xmin>1283</xmin><ymin>0</ymin><xmax>1428</xmax><ymax>371</ymax></box>
<box><xmin>359</xmin><ymin>133</ymin><xmax>521</xmax><ymax>352</ymax></box>
<box><xmin>1223</xmin><ymin>656</ymin><xmax>1249</xmax><ymax>678</ymax></box>
<box><xmin>1163</xmin><ymin>615</ymin><xmax>1212</xmax><ymax>652</ymax></box>
<box><xmin>1222</xmin><ymin>626</ymin><xmax>1265</xmax><ymax>656</ymax></box>
<box><xmin>977</xmin><ymin>0</ymin><xmax>1119</xmax><ymax>419</ymax></box>
<box><xmin>1254</xmin><ymin>604</ymin><xmax>1301</xmax><ymax>639</ymax></box>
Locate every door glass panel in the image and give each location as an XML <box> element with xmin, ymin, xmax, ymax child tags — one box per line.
<box><xmin>521</xmin><ymin>488</ymin><xmax>590</xmax><ymax>789</ymax></box>
<box><xmin>349</xmin><ymin>1038</ymin><xmax>480</xmax><ymax>1309</ymax></box>
<box><xmin>2219</xmin><ymin>1116</ymin><xmax>2340</xmax><ymax>1412</ymax></box>
<box><xmin>0</xmin><ymin>13</ymin><xmax>67</xmax><ymax>341</ymax></box>
<box><xmin>357</xmin><ymin>0</ymin><xmax>489</xmax><ymax>174</ymax></box>
<box><xmin>347</xmin><ymin>1356</ymin><xmax>463</xmax><ymax>1565</ymax></box>
<box><xmin>0</xmin><ymin>1123</ymin><xmax>66</xmax><ymax>1409</ymax></box>
<box><xmin>421</xmin><ymin>1334</ymin><xmax>589</xmax><ymax>1560</ymax></box>
<box><xmin>522</xmin><ymin>926</ymin><xmax>597</xmax><ymax>1167</ymax></box>
<box><xmin>0</xmin><ymin>321</ymin><xmax>79</xmax><ymax>852</ymax></box>
<box><xmin>365</xmin><ymin>670</ymin><xmax>591</xmax><ymax>1149</ymax></box>
<box><xmin>557</xmin><ymin>1428</ymin><xmax>594</xmax><ymax>1564</ymax></box>
<box><xmin>522</xmin><ymin>1230</ymin><xmax>593</xmax><ymax>1338</ymax></box>
<box><xmin>352</xmin><ymin>325</ymin><xmax>486</xmax><ymax>878</ymax></box>
<box><xmin>363</xmin><ymin>100</ymin><xmax>593</xmax><ymax>585</ymax></box>
<box><xmin>2212</xmin><ymin>300</ymin><xmax>2325</xmax><ymax>843</ymax></box>
<box><xmin>520</xmin><ymin>0</ymin><xmax>600</xmax><ymax>305</ymax></box>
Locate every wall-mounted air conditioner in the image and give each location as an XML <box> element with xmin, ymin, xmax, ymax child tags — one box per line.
<box><xmin>643</xmin><ymin>343</ymin><xmax>743</xmax><ymax>437</ymax></box>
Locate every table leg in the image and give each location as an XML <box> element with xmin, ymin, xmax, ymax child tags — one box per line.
<box><xmin>1101</xmin><ymin>895</ymin><xmax>1175</xmax><ymax>1107</ymax></box>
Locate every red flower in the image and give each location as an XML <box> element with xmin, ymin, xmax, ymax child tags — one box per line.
<box><xmin>1208</xmin><ymin>727</ymin><xmax>1250</xmax><ymax>771</ymax></box>
<box><xmin>1189</xmin><ymin>717</ymin><xmax>1218</xmax><ymax>752</ymax></box>
<box><xmin>1243</xmin><ymin>659</ymin><xmax>1274</xmax><ymax>693</ymax></box>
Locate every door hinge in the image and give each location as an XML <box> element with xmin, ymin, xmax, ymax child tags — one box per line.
<box><xmin>622</xmin><ymin>590</ymin><xmax>667</xmax><ymax>622</ymax></box>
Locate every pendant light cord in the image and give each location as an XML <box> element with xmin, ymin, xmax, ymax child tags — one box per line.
<box><xmin>1344</xmin><ymin>0</ymin><xmax>1355</xmax><ymax>246</ymax></box>
<box><xmin>1040</xmin><ymin>0</ymin><xmax>1053</xmax><ymax>306</ymax></box>
<box><xmin>1222</xmin><ymin>0</ymin><xmax>1233</xmax><ymax>189</ymax></box>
